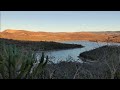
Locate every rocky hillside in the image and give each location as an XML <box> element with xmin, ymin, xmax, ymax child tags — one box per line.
<box><xmin>0</xmin><ymin>29</ymin><xmax>120</xmax><ymax>43</ymax></box>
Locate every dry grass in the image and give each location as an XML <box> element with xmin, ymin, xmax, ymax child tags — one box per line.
<box><xmin>0</xmin><ymin>29</ymin><xmax>120</xmax><ymax>42</ymax></box>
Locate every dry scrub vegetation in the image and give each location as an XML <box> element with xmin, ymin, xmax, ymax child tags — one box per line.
<box><xmin>0</xmin><ymin>37</ymin><xmax>120</xmax><ymax>79</ymax></box>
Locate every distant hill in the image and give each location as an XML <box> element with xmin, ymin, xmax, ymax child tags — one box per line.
<box><xmin>0</xmin><ymin>29</ymin><xmax>120</xmax><ymax>43</ymax></box>
<box><xmin>93</xmin><ymin>31</ymin><xmax>120</xmax><ymax>34</ymax></box>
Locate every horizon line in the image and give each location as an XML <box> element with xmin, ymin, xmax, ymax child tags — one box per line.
<box><xmin>1</xmin><ymin>29</ymin><xmax>120</xmax><ymax>33</ymax></box>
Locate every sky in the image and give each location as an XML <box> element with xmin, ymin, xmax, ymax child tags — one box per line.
<box><xmin>0</xmin><ymin>11</ymin><xmax>120</xmax><ymax>32</ymax></box>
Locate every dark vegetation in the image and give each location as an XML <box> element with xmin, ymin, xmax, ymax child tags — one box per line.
<box><xmin>0</xmin><ymin>42</ymin><xmax>111</xmax><ymax>79</ymax></box>
<box><xmin>39</xmin><ymin>45</ymin><xmax>120</xmax><ymax>79</ymax></box>
<box><xmin>0</xmin><ymin>38</ymin><xmax>120</xmax><ymax>79</ymax></box>
<box><xmin>0</xmin><ymin>42</ymin><xmax>48</xmax><ymax>79</ymax></box>
<box><xmin>0</xmin><ymin>38</ymin><xmax>83</xmax><ymax>51</ymax></box>
<box><xmin>79</xmin><ymin>45</ymin><xmax>120</xmax><ymax>61</ymax></box>
<box><xmin>79</xmin><ymin>45</ymin><xmax>120</xmax><ymax>79</ymax></box>
<box><xmin>40</xmin><ymin>61</ymin><xmax>111</xmax><ymax>79</ymax></box>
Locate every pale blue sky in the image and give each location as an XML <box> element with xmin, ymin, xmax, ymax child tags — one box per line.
<box><xmin>1</xmin><ymin>11</ymin><xmax>120</xmax><ymax>32</ymax></box>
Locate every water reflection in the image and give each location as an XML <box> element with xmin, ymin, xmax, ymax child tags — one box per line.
<box><xmin>36</xmin><ymin>41</ymin><xmax>120</xmax><ymax>63</ymax></box>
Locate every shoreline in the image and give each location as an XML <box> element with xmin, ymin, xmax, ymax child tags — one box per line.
<box><xmin>0</xmin><ymin>38</ymin><xmax>84</xmax><ymax>51</ymax></box>
<box><xmin>79</xmin><ymin>45</ymin><xmax>120</xmax><ymax>62</ymax></box>
<box><xmin>0</xmin><ymin>37</ymin><xmax>120</xmax><ymax>43</ymax></box>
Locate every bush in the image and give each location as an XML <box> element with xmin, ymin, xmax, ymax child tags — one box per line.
<box><xmin>0</xmin><ymin>43</ymin><xmax>48</xmax><ymax>79</ymax></box>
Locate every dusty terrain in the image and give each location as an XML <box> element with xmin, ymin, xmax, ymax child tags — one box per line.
<box><xmin>0</xmin><ymin>29</ymin><xmax>120</xmax><ymax>43</ymax></box>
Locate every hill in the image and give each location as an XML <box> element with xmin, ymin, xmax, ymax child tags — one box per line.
<box><xmin>0</xmin><ymin>29</ymin><xmax>120</xmax><ymax>43</ymax></box>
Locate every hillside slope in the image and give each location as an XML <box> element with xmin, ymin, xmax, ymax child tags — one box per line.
<box><xmin>0</xmin><ymin>29</ymin><xmax>120</xmax><ymax>43</ymax></box>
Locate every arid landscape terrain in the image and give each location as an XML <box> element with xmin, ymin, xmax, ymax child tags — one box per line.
<box><xmin>1</xmin><ymin>11</ymin><xmax>120</xmax><ymax>79</ymax></box>
<box><xmin>0</xmin><ymin>29</ymin><xmax>120</xmax><ymax>79</ymax></box>
<box><xmin>0</xmin><ymin>29</ymin><xmax>120</xmax><ymax>43</ymax></box>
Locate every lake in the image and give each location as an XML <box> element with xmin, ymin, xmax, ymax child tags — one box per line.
<box><xmin>36</xmin><ymin>41</ymin><xmax>120</xmax><ymax>63</ymax></box>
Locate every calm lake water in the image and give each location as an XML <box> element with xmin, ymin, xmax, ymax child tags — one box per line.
<box><xmin>36</xmin><ymin>41</ymin><xmax>120</xmax><ymax>63</ymax></box>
